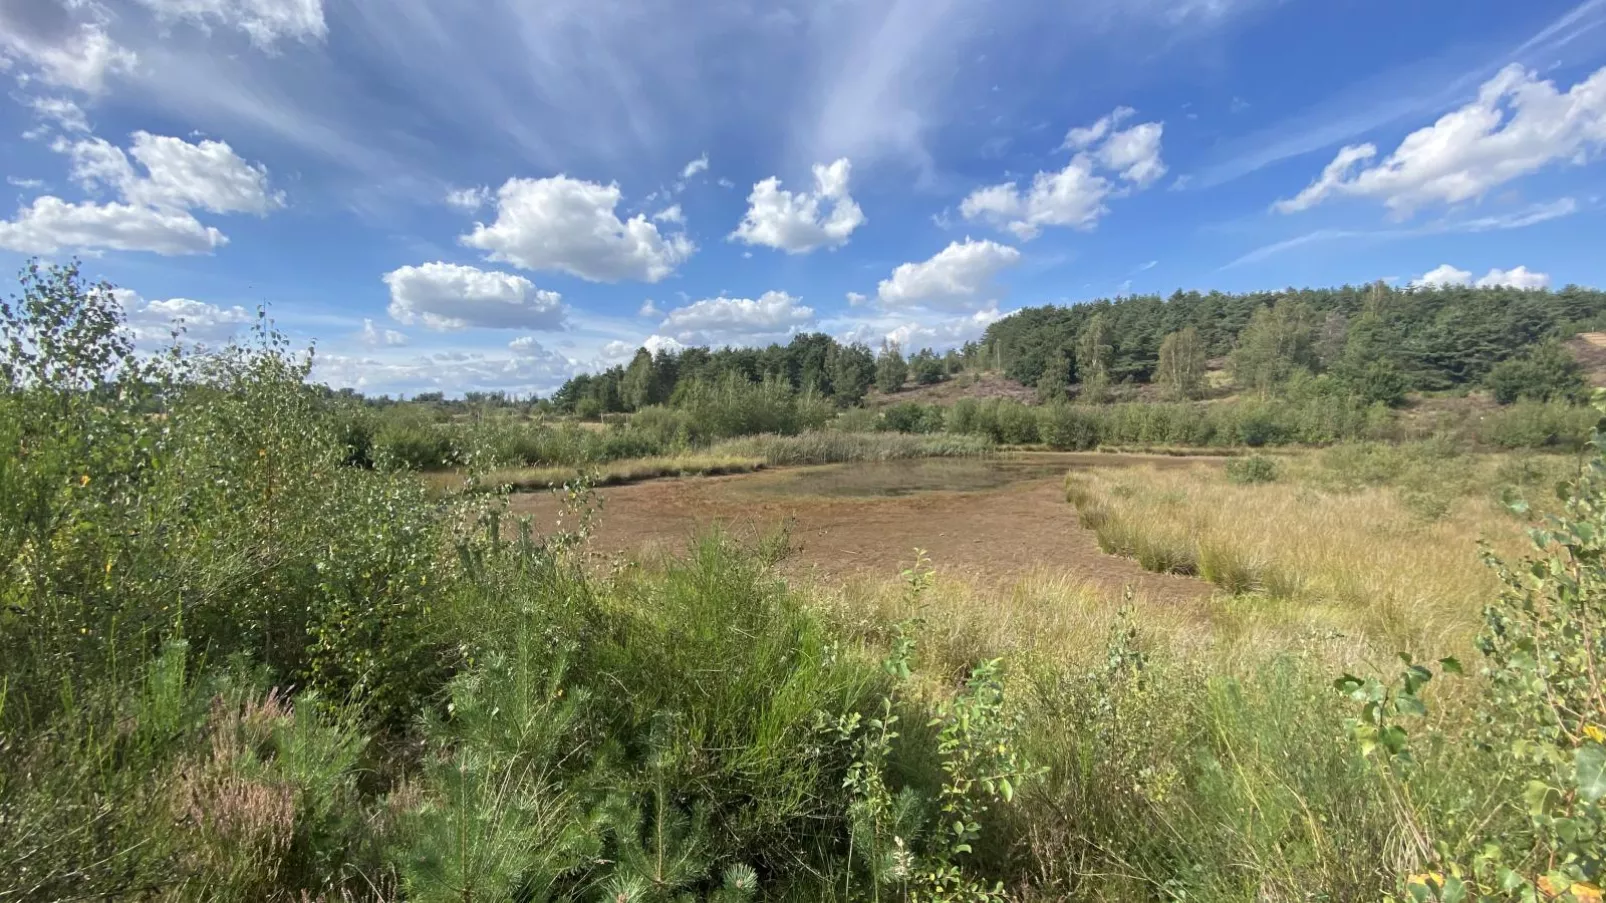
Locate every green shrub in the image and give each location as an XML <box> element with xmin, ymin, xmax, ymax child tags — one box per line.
<box><xmin>1038</xmin><ymin>404</ymin><xmax>1100</xmax><ymax>450</ymax></box>
<box><xmin>1225</xmin><ymin>455</ymin><xmax>1278</xmax><ymax>484</ymax></box>
<box><xmin>372</xmin><ymin>406</ymin><xmax>454</xmax><ymax>469</ymax></box>
<box><xmin>1485</xmin><ymin>340</ymin><xmax>1587</xmax><ymax>404</ymax></box>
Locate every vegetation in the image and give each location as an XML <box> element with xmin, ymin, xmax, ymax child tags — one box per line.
<box><xmin>7</xmin><ymin>262</ymin><xmax>1606</xmax><ymax>903</ymax></box>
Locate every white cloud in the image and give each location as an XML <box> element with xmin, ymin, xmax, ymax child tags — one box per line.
<box><xmin>1275</xmin><ymin>64</ymin><xmax>1606</xmax><ymax>216</ymax></box>
<box><xmin>729</xmin><ymin>158</ymin><xmax>866</xmax><ymax>254</ymax></box>
<box><xmin>115</xmin><ymin>289</ymin><xmax>252</xmax><ymax>345</ymax></box>
<box><xmin>960</xmin><ymin>158</ymin><xmax>1109</xmax><ymax>239</ymax></box>
<box><xmin>637</xmin><ymin>298</ymin><xmax>662</xmax><ymax>318</ymax></box>
<box><xmin>28</xmin><ymin>96</ymin><xmax>89</xmax><ymax>133</ymax></box>
<box><xmin>1062</xmin><ymin>106</ymin><xmax>1134</xmax><ymax>150</ymax></box>
<box><xmin>1410</xmin><ymin>263</ymin><xmax>1551</xmax><ymax>289</ymax></box>
<box><xmin>0</xmin><ymin>23</ymin><xmax>136</xmax><ymax>94</ymax></box>
<box><xmin>383</xmin><ymin>262</ymin><xmax>568</xmax><ymax>331</ymax></box>
<box><xmin>877</xmin><ymin>238</ymin><xmax>1020</xmax><ymax>311</ymax></box>
<box><xmin>846</xmin><ymin>291</ymin><xmax>868</xmax><ymax>307</ymax></box>
<box><xmin>835</xmin><ymin>303</ymin><xmax>1008</xmax><ymax>351</ymax></box>
<box><xmin>461</xmin><ymin>175</ymin><xmax>695</xmax><ymax>283</ymax></box>
<box><xmin>1095</xmin><ymin>121</ymin><xmax>1167</xmax><ymax>188</ymax></box>
<box><xmin>962</xmin><ymin>108</ymin><xmax>1165</xmax><ymax>239</ymax></box>
<box><xmin>1477</xmin><ymin>266</ymin><xmax>1549</xmax><ymax>289</ymax></box>
<box><xmin>0</xmin><ymin>195</ymin><xmax>226</xmax><ymax>255</ymax></box>
<box><xmin>659</xmin><ymin>291</ymin><xmax>817</xmax><ymax>345</ymax></box>
<box><xmin>445</xmin><ymin>185</ymin><xmax>490</xmax><ymax>212</ymax></box>
<box><xmin>1136</xmin><ymin>259</ymin><xmax>1158</xmax><ymax>271</ymax></box>
<box><xmin>2</xmin><ymin>129</ymin><xmax>281</xmax><ymax>255</ymax></box>
<box><xmin>1226</xmin><ymin>197</ymin><xmax>1580</xmax><ymax>268</ymax></box>
<box><xmin>680</xmin><ymin>154</ymin><xmax>709</xmax><ymax>179</ymax></box>
<box><xmin>652</xmin><ymin>204</ymin><xmax>685</xmax><ymax>225</ymax></box>
<box><xmin>360</xmin><ymin>318</ymin><xmax>408</xmax><ymax>347</ymax></box>
<box><xmin>64</xmin><ymin>132</ymin><xmax>284</xmax><ymax>215</ymax></box>
<box><xmin>598</xmin><ymin>333</ymin><xmax>686</xmax><ymax>366</ymax></box>
<box><xmin>135</xmin><ymin>0</ymin><xmax>328</xmax><ymax>49</ymax></box>
<box><xmin>7</xmin><ymin>176</ymin><xmax>45</xmax><ymax>189</ymax></box>
<box><xmin>315</xmin><ymin>345</ymin><xmax>581</xmax><ymax>398</ymax></box>
<box><xmin>1412</xmin><ymin>264</ymin><xmax>1473</xmax><ymax>287</ymax></box>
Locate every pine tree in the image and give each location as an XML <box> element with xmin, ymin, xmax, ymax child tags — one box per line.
<box><xmin>829</xmin><ymin>342</ymin><xmax>876</xmax><ymax>406</ymax></box>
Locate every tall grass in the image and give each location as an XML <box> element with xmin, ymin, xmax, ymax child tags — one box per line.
<box><xmin>717</xmin><ymin>430</ymin><xmax>994</xmax><ymax>465</ymax></box>
<box><xmin>1059</xmin><ymin>448</ymin><xmax>1562</xmax><ymax>654</ymax></box>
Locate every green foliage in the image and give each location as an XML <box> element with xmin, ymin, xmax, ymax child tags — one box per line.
<box><xmin>1230</xmin><ymin>299</ymin><xmax>1320</xmax><ymax>395</ymax></box>
<box><xmin>910</xmin><ymin>348</ymin><xmax>946</xmax><ymax>386</ymax></box>
<box><xmin>1076</xmin><ymin>313</ymin><xmax>1114</xmax><ymax>402</ymax></box>
<box><xmin>1334</xmin><ymin>406</ymin><xmax>1606</xmax><ymax>900</ymax></box>
<box><xmin>830</xmin><ymin>342</ymin><xmax>878</xmax><ymax>407</ymax></box>
<box><xmin>1156</xmin><ymin>326</ymin><xmax>1206</xmax><ymax>400</ymax></box>
<box><xmin>1225</xmin><ymin>455</ymin><xmax>1278</xmax><ymax>484</ymax></box>
<box><xmin>1486</xmin><ymin>340</ymin><xmax>1588</xmax><ymax>405</ymax></box>
<box><xmin>876</xmin><ymin>341</ymin><xmax>908</xmax><ymax>394</ymax></box>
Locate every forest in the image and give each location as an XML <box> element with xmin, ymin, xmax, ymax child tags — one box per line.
<box><xmin>542</xmin><ymin>283</ymin><xmax>1603</xmax><ymax>419</ymax></box>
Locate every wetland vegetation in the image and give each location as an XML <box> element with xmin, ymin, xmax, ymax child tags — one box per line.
<box><xmin>3</xmin><ymin>263</ymin><xmax>1604</xmax><ymax>902</ymax></box>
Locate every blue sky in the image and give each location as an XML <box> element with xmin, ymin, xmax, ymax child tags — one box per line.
<box><xmin>3</xmin><ymin>0</ymin><xmax>1606</xmax><ymax>397</ymax></box>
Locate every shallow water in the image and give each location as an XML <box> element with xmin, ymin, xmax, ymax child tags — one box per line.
<box><xmin>738</xmin><ymin>456</ymin><xmax>1070</xmax><ymax>498</ymax></box>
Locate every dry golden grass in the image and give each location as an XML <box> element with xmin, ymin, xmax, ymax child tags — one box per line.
<box><xmin>1061</xmin><ymin>457</ymin><xmax>1548</xmax><ymax>657</ymax></box>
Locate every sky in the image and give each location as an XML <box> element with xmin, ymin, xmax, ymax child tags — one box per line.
<box><xmin>3</xmin><ymin>0</ymin><xmax>1606</xmax><ymax>397</ymax></box>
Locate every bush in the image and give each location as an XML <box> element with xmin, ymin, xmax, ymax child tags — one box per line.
<box><xmin>1038</xmin><ymin>404</ymin><xmax>1100</xmax><ymax>450</ymax></box>
<box><xmin>1479</xmin><ymin>400</ymin><xmax>1598</xmax><ymax>450</ymax></box>
<box><xmin>371</xmin><ymin>406</ymin><xmax>453</xmax><ymax>469</ymax></box>
<box><xmin>1225</xmin><ymin>455</ymin><xmax>1278</xmax><ymax>484</ymax></box>
<box><xmin>1485</xmin><ymin>340</ymin><xmax>1587</xmax><ymax>404</ymax></box>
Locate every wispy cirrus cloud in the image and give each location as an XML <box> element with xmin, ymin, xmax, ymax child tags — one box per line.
<box><xmin>1222</xmin><ymin>197</ymin><xmax>1579</xmax><ymax>268</ymax></box>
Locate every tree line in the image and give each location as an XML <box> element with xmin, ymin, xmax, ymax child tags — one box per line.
<box><xmin>526</xmin><ymin>282</ymin><xmax>1605</xmax><ymax>416</ymax></box>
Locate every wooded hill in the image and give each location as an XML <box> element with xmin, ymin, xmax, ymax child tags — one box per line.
<box><xmin>546</xmin><ymin>283</ymin><xmax>1606</xmax><ymax>415</ymax></box>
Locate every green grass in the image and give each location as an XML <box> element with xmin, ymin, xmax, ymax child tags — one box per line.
<box><xmin>715</xmin><ymin>430</ymin><xmax>995</xmax><ymax>465</ymax></box>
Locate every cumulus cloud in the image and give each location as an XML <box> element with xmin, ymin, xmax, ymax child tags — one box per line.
<box><xmin>652</xmin><ymin>204</ymin><xmax>685</xmax><ymax>225</ymax></box>
<box><xmin>638</xmin><ymin>298</ymin><xmax>662</xmax><ymax>318</ymax></box>
<box><xmin>0</xmin><ymin>128</ymin><xmax>282</xmax><ymax>256</ymax></box>
<box><xmin>846</xmin><ymin>291</ymin><xmax>868</xmax><ymax>307</ymax></box>
<box><xmin>877</xmin><ymin>238</ymin><xmax>1020</xmax><ymax>311</ymax></box>
<box><xmin>0</xmin><ymin>196</ymin><xmax>226</xmax><ymax>255</ymax></box>
<box><xmin>64</xmin><ymin>131</ymin><xmax>285</xmax><ymax>215</ymax></box>
<box><xmin>115</xmin><ymin>289</ymin><xmax>252</xmax><ymax>345</ymax></box>
<box><xmin>360</xmin><ymin>318</ymin><xmax>408</xmax><ymax>347</ymax></box>
<box><xmin>461</xmin><ymin>175</ymin><xmax>695</xmax><ymax>283</ymax></box>
<box><xmin>134</xmin><ymin>0</ymin><xmax>328</xmax><ymax>49</ymax></box>
<box><xmin>383</xmin><ymin>262</ymin><xmax>569</xmax><ymax>331</ymax></box>
<box><xmin>1411</xmin><ymin>263</ymin><xmax>1551</xmax><ymax>289</ymax></box>
<box><xmin>680</xmin><ymin>154</ymin><xmax>709</xmax><ymax>179</ymax></box>
<box><xmin>962</xmin><ymin>108</ymin><xmax>1165</xmax><ymax>239</ymax></box>
<box><xmin>730</xmin><ymin>158</ymin><xmax>866</xmax><ymax>254</ymax></box>
<box><xmin>1275</xmin><ymin>64</ymin><xmax>1606</xmax><ymax>216</ymax></box>
<box><xmin>0</xmin><ymin>20</ymin><xmax>136</xmax><ymax>94</ymax></box>
<box><xmin>658</xmin><ymin>291</ymin><xmax>816</xmax><ymax>345</ymax></box>
<box><xmin>445</xmin><ymin>185</ymin><xmax>490</xmax><ymax>212</ymax></box>
<box><xmin>598</xmin><ymin>334</ymin><xmax>686</xmax><ymax>366</ymax></box>
<box><xmin>836</xmin><ymin>304</ymin><xmax>1009</xmax><ymax>351</ymax></box>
